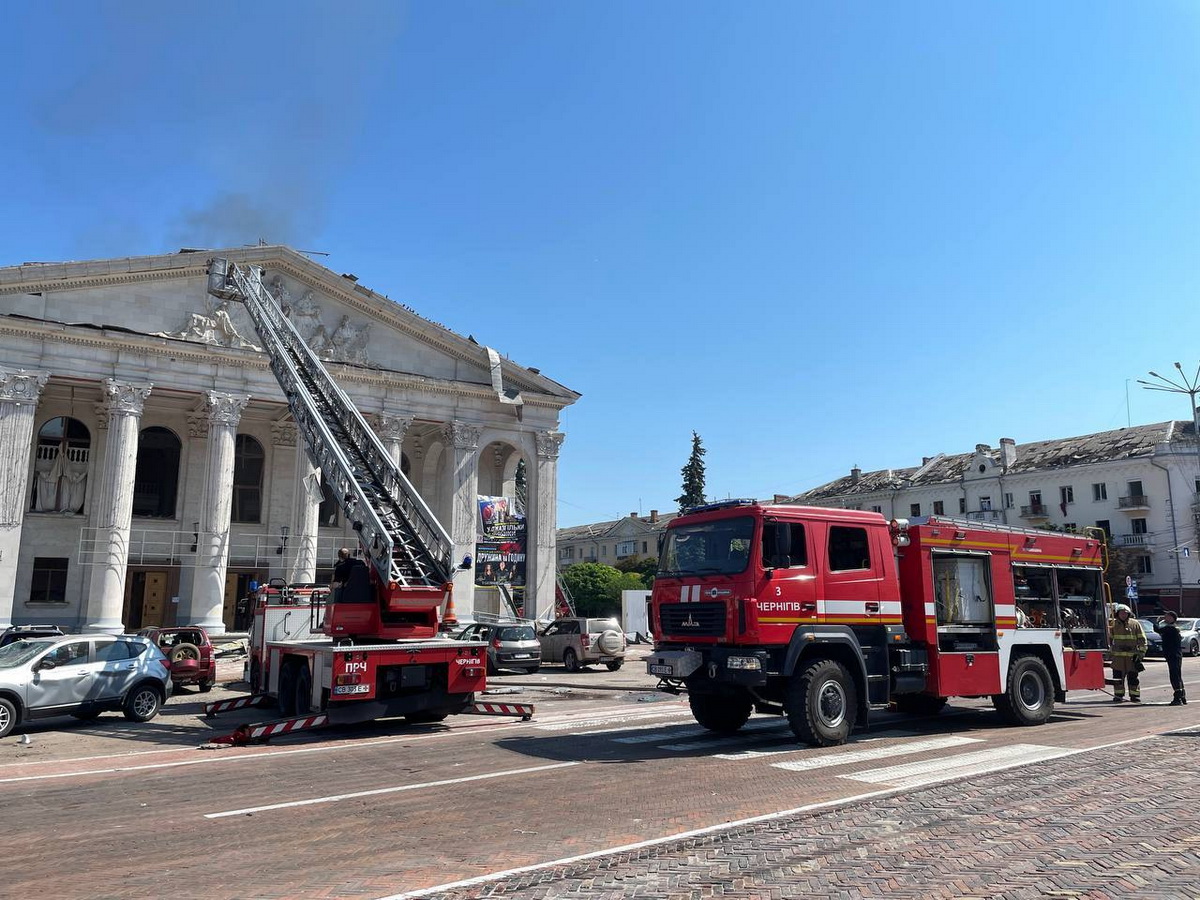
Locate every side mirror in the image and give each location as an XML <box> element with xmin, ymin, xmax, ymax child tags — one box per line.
<box><xmin>36</xmin><ymin>658</ymin><xmax>57</xmax><ymax>671</ymax></box>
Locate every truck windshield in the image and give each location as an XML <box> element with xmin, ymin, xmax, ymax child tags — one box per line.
<box><xmin>658</xmin><ymin>516</ymin><xmax>755</xmax><ymax>577</ymax></box>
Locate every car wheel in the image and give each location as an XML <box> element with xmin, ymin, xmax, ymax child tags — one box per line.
<box><xmin>1190</xmin><ymin>640</ymin><xmax>1199</xmax><ymax>657</ymax></box>
<box><xmin>122</xmin><ymin>683</ymin><xmax>162</xmax><ymax>722</ymax></box>
<box><xmin>689</xmin><ymin>690</ymin><xmax>752</xmax><ymax>734</ymax></box>
<box><xmin>486</xmin><ymin>657</ymin><xmax>498</xmax><ymax>676</ymax></box>
<box><xmin>786</xmin><ymin>658</ymin><xmax>857</xmax><ymax>747</ymax></box>
<box><xmin>524</xmin><ymin>666</ymin><xmax>541</xmax><ymax>675</ymax></box>
<box><xmin>0</xmin><ymin>697</ymin><xmax>18</xmax><ymax>738</ymax></box>
<box><xmin>199</xmin><ymin>680</ymin><xmax>214</xmax><ymax>694</ymax></box>
<box><xmin>169</xmin><ymin>643</ymin><xmax>201</xmax><ymax>665</ymax></box>
<box><xmin>992</xmin><ymin>655</ymin><xmax>1054</xmax><ymax>726</ymax></box>
<box><xmin>605</xmin><ymin>659</ymin><xmax>624</xmax><ymax>671</ymax></box>
<box><xmin>72</xmin><ymin>709</ymin><xmax>103</xmax><ymax>721</ymax></box>
<box><xmin>294</xmin><ymin>663</ymin><xmax>313</xmax><ymax>715</ymax></box>
<box><xmin>563</xmin><ymin>648</ymin><xmax>580</xmax><ymax>672</ymax></box>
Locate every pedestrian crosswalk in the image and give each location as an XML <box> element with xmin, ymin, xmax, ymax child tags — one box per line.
<box><xmin>531</xmin><ymin>703</ymin><xmax>1072</xmax><ymax>789</ymax></box>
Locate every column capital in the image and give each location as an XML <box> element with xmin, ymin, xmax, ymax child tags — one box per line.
<box><xmin>0</xmin><ymin>368</ymin><xmax>49</xmax><ymax>406</ymax></box>
<box><xmin>535</xmin><ymin>431</ymin><xmax>565</xmax><ymax>461</ymax></box>
<box><xmin>372</xmin><ymin>413</ymin><xmax>414</xmax><ymax>443</ymax></box>
<box><xmin>101</xmin><ymin>378</ymin><xmax>153</xmax><ymax>418</ymax></box>
<box><xmin>205</xmin><ymin>391</ymin><xmax>251</xmax><ymax>428</ymax></box>
<box><xmin>444</xmin><ymin>421</ymin><xmax>482</xmax><ymax>452</ymax></box>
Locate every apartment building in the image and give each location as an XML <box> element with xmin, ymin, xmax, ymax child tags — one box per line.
<box><xmin>557</xmin><ymin>509</ymin><xmax>675</xmax><ymax>567</ymax></box>
<box><xmin>790</xmin><ymin>421</ymin><xmax>1200</xmax><ymax>614</ymax></box>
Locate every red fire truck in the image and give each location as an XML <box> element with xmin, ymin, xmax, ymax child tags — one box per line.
<box><xmin>646</xmin><ymin>501</ymin><xmax>1108</xmax><ymax>746</ymax></box>
<box><xmin>202</xmin><ymin>259</ymin><xmax>531</xmax><ymax>743</ymax></box>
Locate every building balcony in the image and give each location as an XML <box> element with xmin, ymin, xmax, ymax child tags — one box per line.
<box><xmin>1117</xmin><ymin>533</ymin><xmax>1152</xmax><ymax>547</ymax></box>
<box><xmin>1118</xmin><ymin>495</ymin><xmax>1151</xmax><ymax>510</ymax></box>
<box><xmin>1020</xmin><ymin>504</ymin><xmax>1051</xmax><ymax>519</ymax></box>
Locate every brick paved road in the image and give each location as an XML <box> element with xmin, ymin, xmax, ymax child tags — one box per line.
<box><xmin>418</xmin><ymin>727</ymin><xmax>1200</xmax><ymax>900</ymax></box>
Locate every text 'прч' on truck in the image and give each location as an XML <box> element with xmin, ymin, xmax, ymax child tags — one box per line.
<box><xmin>646</xmin><ymin>500</ymin><xmax>1109</xmax><ymax>746</ymax></box>
<box><xmin>201</xmin><ymin>258</ymin><xmax>532</xmax><ymax>744</ymax></box>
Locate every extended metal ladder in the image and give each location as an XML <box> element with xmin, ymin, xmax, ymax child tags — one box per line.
<box><xmin>206</xmin><ymin>258</ymin><xmax>452</xmax><ymax>589</ymax></box>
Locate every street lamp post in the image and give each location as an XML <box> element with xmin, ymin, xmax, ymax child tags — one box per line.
<box><xmin>1138</xmin><ymin>362</ymin><xmax>1200</xmax><ymax>611</ymax></box>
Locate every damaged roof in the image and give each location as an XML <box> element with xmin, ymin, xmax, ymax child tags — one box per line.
<box><xmin>557</xmin><ymin>512</ymin><xmax>679</xmax><ymax>542</ymax></box>
<box><xmin>793</xmin><ymin>421</ymin><xmax>1196</xmax><ymax>503</ymax></box>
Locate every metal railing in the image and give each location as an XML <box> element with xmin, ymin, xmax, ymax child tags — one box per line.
<box><xmin>1020</xmin><ymin>504</ymin><xmax>1050</xmax><ymax>517</ymax></box>
<box><xmin>1118</xmin><ymin>495</ymin><xmax>1151</xmax><ymax>509</ymax></box>
<box><xmin>77</xmin><ymin>527</ymin><xmax>347</xmax><ymax>569</ymax></box>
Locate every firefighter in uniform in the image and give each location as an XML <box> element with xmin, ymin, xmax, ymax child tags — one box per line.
<box><xmin>1109</xmin><ymin>604</ymin><xmax>1147</xmax><ymax>702</ymax></box>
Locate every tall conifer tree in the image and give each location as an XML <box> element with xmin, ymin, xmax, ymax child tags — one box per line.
<box><xmin>676</xmin><ymin>431</ymin><xmax>707</xmax><ymax>512</ymax></box>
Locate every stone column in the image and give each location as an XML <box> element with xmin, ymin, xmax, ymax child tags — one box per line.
<box><xmin>288</xmin><ymin>442</ymin><xmax>322</xmax><ymax>583</ymax></box>
<box><xmin>85</xmin><ymin>379</ymin><xmax>153</xmax><ymax>633</ymax></box>
<box><xmin>444</xmin><ymin>421</ymin><xmax>481</xmax><ymax>621</ymax></box>
<box><xmin>0</xmin><ymin>369</ymin><xmax>50</xmax><ymax>628</ymax></box>
<box><xmin>185</xmin><ymin>391</ymin><xmax>250</xmax><ymax>633</ymax></box>
<box><xmin>373</xmin><ymin>413</ymin><xmax>413</xmax><ymax>468</ymax></box>
<box><xmin>529</xmin><ymin>431</ymin><xmax>565</xmax><ymax>620</ymax></box>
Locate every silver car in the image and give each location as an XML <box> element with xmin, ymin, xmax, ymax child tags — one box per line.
<box><xmin>0</xmin><ymin>634</ymin><xmax>172</xmax><ymax>738</ymax></box>
<box><xmin>539</xmin><ymin>617</ymin><xmax>627</xmax><ymax>672</ymax></box>
<box><xmin>1157</xmin><ymin>617</ymin><xmax>1200</xmax><ymax>656</ymax></box>
<box><xmin>453</xmin><ymin>622</ymin><xmax>542</xmax><ymax>674</ymax></box>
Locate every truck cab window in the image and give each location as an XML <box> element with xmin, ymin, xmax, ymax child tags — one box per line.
<box><xmin>828</xmin><ymin>526</ymin><xmax>870</xmax><ymax>572</ymax></box>
<box><xmin>762</xmin><ymin>523</ymin><xmax>807</xmax><ymax>568</ymax></box>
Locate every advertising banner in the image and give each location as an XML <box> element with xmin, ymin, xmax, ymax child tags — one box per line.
<box><xmin>475</xmin><ymin>495</ymin><xmax>526</xmax><ymax>590</ymax></box>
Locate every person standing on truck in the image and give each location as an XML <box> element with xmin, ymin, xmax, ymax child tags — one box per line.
<box><xmin>1159</xmin><ymin>609</ymin><xmax>1186</xmax><ymax>706</ymax></box>
<box><xmin>331</xmin><ymin>548</ymin><xmax>365</xmax><ymax>600</ymax></box>
<box><xmin>1109</xmin><ymin>604</ymin><xmax>1147</xmax><ymax>702</ymax></box>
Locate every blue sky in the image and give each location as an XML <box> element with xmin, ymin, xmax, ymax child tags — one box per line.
<box><xmin>3</xmin><ymin>2</ymin><xmax>1198</xmax><ymax>527</ymax></box>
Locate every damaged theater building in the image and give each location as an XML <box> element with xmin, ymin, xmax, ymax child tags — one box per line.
<box><xmin>0</xmin><ymin>246</ymin><xmax>577</xmax><ymax>633</ymax></box>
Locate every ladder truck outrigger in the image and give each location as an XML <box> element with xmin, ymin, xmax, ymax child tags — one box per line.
<box><xmin>646</xmin><ymin>501</ymin><xmax>1110</xmax><ymax>746</ymax></box>
<box><xmin>202</xmin><ymin>258</ymin><xmax>532</xmax><ymax>744</ymax></box>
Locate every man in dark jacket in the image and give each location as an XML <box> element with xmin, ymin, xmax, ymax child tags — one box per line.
<box><xmin>1160</xmin><ymin>609</ymin><xmax>1187</xmax><ymax>705</ymax></box>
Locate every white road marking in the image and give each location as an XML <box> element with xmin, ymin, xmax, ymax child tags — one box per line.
<box><xmin>656</xmin><ymin>718</ymin><xmax>789</xmax><ymax>750</ymax></box>
<box><xmin>374</xmin><ymin>729</ymin><xmax>1183</xmax><ymax>900</ymax></box>
<box><xmin>842</xmin><ymin>743</ymin><xmax>1073</xmax><ymax>788</ymax></box>
<box><xmin>537</xmin><ymin>708</ymin><xmax>692</xmax><ymax>732</ymax></box>
<box><xmin>205</xmin><ymin>761</ymin><xmax>580</xmax><ymax>819</ymax></box>
<box><xmin>715</xmin><ymin>731</ymin><xmax>923</xmax><ymax>761</ymax></box>
<box><xmin>769</xmin><ymin>736</ymin><xmax>981</xmax><ymax>771</ymax></box>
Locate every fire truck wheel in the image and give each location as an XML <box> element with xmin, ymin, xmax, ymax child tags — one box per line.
<box><xmin>787</xmin><ymin>658</ymin><xmax>857</xmax><ymax>747</ymax></box>
<box><xmin>993</xmin><ymin>655</ymin><xmax>1054</xmax><ymax>726</ymax></box>
<box><xmin>249</xmin><ymin>659</ymin><xmax>262</xmax><ymax>694</ymax></box>
<box><xmin>893</xmin><ymin>695</ymin><xmax>947</xmax><ymax>716</ymax></box>
<box><xmin>294</xmin><ymin>663</ymin><xmax>313</xmax><ymax>715</ymax></box>
<box><xmin>689</xmin><ymin>690</ymin><xmax>752</xmax><ymax>734</ymax></box>
<box><xmin>278</xmin><ymin>661</ymin><xmax>298</xmax><ymax>717</ymax></box>
<box><xmin>563</xmin><ymin>649</ymin><xmax>581</xmax><ymax>672</ymax></box>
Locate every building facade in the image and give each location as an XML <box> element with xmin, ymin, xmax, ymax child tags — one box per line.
<box><xmin>557</xmin><ymin>510</ymin><xmax>675</xmax><ymax>567</ymax></box>
<box><xmin>791</xmin><ymin>423</ymin><xmax>1200</xmax><ymax>614</ymax></box>
<box><xmin>0</xmin><ymin>246</ymin><xmax>578</xmax><ymax>633</ymax></box>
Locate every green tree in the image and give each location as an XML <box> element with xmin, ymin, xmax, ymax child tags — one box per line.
<box><xmin>561</xmin><ymin>562</ymin><xmax>646</xmax><ymax>617</ymax></box>
<box><xmin>676</xmin><ymin>431</ymin><xmax>707</xmax><ymax>512</ymax></box>
<box><xmin>614</xmin><ymin>554</ymin><xmax>658</xmax><ymax>585</ymax></box>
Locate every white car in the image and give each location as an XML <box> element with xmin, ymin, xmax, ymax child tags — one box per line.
<box><xmin>538</xmin><ymin>617</ymin><xmax>626</xmax><ymax>672</ymax></box>
<box><xmin>1158</xmin><ymin>617</ymin><xmax>1200</xmax><ymax>656</ymax></box>
<box><xmin>0</xmin><ymin>634</ymin><xmax>172</xmax><ymax>738</ymax></box>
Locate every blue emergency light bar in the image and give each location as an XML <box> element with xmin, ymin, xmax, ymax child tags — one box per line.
<box><xmin>683</xmin><ymin>498</ymin><xmax>757</xmax><ymax>515</ymax></box>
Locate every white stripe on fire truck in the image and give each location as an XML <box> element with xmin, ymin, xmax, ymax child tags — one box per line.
<box><xmin>819</xmin><ymin>600</ymin><xmax>904</xmax><ymax>616</ymax></box>
<box><xmin>204</xmin><ymin>761</ymin><xmax>580</xmax><ymax>818</ymax></box>
<box><xmin>925</xmin><ymin>602</ymin><xmax>936</xmax><ymax>617</ymax></box>
<box><xmin>995</xmin><ymin>604</ymin><xmax>1016</xmax><ymax>617</ymax></box>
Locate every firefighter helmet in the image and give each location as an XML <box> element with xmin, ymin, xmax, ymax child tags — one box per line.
<box><xmin>1113</xmin><ymin>604</ymin><xmax>1132</xmax><ymax>617</ymax></box>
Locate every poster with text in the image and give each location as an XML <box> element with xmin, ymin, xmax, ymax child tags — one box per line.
<box><xmin>476</xmin><ymin>495</ymin><xmax>526</xmax><ymax>588</ymax></box>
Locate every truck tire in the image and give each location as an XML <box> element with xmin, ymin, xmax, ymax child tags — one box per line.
<box><xmin>689</xmin><ymin>690</ymin><xmax>752</xmax><ymax>734</ymax></box>
<box><xmin>294</xmin><ymin>662</ymin><xmax>313</xmax><ymax>715</ymax></box>
<box><xmin>278</xmin><ymin>661</ymin><xmax>298</xmax><ymax>717</ymax></box>
<box><xmin>893</xmin><ymin>694</ymin><xmax>947</xmax><ymax>716</ymax></box>
<box><xmin>786</xmin><ymin>658</ymin><xmax>857</xmax><ymax>747</ymax></box>
<box><xmin>993</xmin><ymin>655</ymin><xmax>1054</xmax><ymax>726</ymax></box>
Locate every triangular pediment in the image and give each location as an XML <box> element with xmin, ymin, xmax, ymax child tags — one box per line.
<box><xmin>0</xmin><ymin>245</ymin><xmax>578</xmax><ymax>403</ymax></box>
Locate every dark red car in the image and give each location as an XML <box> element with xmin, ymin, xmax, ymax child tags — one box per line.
<box><xmin>136</xmin><ymin>626</ymin><xmax>217</xmax><ymax>692</ymax></box>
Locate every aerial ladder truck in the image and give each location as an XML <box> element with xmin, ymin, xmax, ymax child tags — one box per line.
<box><xmin>202</xmin><ymin>258</ymin><xmax>532</xmax><ymax>743</ymax></box>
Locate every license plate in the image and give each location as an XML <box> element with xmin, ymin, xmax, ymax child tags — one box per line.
<box><xmin>512</xmin><ymin>653</ymin><xmax>531</xmax><ymax>659</ymax></box>
<box><xmin>649</xmin><ymin>664</ymin><xmax>674</xmax><ymax>676</ymax></box>
<box><xmin>333</xmin><ymin>684</ymin><xmax>370</xmax><ymax>696</ymax></box>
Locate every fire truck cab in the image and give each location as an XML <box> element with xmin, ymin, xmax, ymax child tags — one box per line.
<box><xmin>646</xmin><ymin>501</ymin><xmax>1108</xmax><ymax>746</ymax></box>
